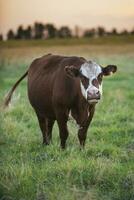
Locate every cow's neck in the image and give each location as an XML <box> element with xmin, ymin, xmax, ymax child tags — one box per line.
<box><xmin>71</xmin><ymin>93</ymin><xmax>95</xmax><ymax>126</ymax></box>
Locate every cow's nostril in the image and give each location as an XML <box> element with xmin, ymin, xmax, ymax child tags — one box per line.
<box><xmin>87</xmin><ymin>90</ymin><xmax>101</xmax><ymax>100</ymax></box>
<box><xmin>87</xmin><ymin>91</ymin><xmax>92</xmax><ymax>96</ymax></box>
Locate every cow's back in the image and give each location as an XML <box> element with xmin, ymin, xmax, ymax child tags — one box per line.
<box><xmin>27</xmin><ymin>54</ymin><xmax>86</xmax><ymax>119</ymax></box>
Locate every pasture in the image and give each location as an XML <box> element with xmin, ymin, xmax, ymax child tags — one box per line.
<box><xmin>0</xmin><ymin>40</ymin><xmax>134</xmax><ymax>200</ymax></box>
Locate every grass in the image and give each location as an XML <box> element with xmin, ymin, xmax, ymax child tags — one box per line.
<box><xmin>0</xmin><ymin>42</ymin><xmax>134</xmax><ymax>200</ymax></box>
<box><xmin>0</xmin><ymin>35</ymin><xmax>134</xmax><ymax>48</ymax></box>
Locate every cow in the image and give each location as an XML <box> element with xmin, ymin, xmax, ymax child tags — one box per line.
<box><xmin>4</xmin><ymin>54</ymin><xmax>117</xmax><ymax>149</ymax></box>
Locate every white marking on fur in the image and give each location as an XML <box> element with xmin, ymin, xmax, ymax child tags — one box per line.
<box><xmin>110</xmin><ymin>71</ymin><xmax>113</xmax><ymax>75</ymax></box>
<box><xmin>68</xmin><ymin>112</ymin><xmax>82</xmax><ymax>130</ymax></box>
<box><xmin>80</xmin><ymin>61</ymin><xmax>102</xmax><ymax>80</ymax></box>
<box><xmin>8</xmin><ymin>92</ymin><xmax>20</xmax><ymax>108</ymax></box>
<box><xmin>80</xmin><ymin>61</ymin><xmax>103</xmax><ymax>101</ymax></box>
<box><xmin>80</xmin><ymin>81</ymin><xmax>87</xmax><ymax>99</ymax></box>
<box><xmin>88</xmin><ymin>99</ymin><xmax>98</xmax><ymax>103</ymax></box>
<box><xmin>99</xmin><ymin>83</ymin><xmax>103</xmax><ymax>95</ymax></box>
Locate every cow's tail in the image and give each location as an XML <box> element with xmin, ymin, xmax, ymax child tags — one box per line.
<box><xmin>4</xmin><ymin>70</ymin><xmax>28</xmax><ymax>108</ymax></box>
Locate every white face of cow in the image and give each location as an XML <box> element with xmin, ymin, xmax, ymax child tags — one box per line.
<box><xmin>65</xmin><ymin>60</ymin><xmax>117</xmax><ymax>104</ymax></box>
<box><xmin>79</xmin><ymin>61</ymin><xmax>103</xmax><ymax>104</ymax></box>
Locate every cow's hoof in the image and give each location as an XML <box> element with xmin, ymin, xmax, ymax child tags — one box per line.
<box><xmin>42</xmin><ymin>141</ymin><xmax>49</xmax><ymax>146</ymax></box>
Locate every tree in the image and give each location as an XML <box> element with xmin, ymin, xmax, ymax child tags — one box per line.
<box><xmin>34</xmin><ymin>22</ymin><xmax>44</xmax><ymax>39</ymax></box>
<box><xmin>106</xmin><ymin>28</ymin><xmax>118</xmax><ymax>36</ymax></box>
<box><xmin>16</xmin><ymin>25</ymin><xmax>25</xmax><ymax>39</ymax></box>
<box><xmin>83</xmin><ymin>28</ymin><xmax>96</xmax><ymax>37</ymax></box>
<box><xmin>24</xmin><ymin>25</ymin><xmax>32</xmax><ymax>39</ymax></box>
<box><xmin>111</xmin><ymin>28</ymin><xmax>118</xmax><ymax>35</ymax></box>
<box><xmin>130</xmin><ymin>28</ymin><xmax>134</xmax><ymax>35</ymax></box>
<box><xmin>7</xmin><ymin>29</ymin><xmax>15</xmax><ymax>40</ymax></box>
<box><xmin>0</xmin><ymin>34</ymin><xmax>3</xmax><ymax>41</ymax></box>
<box><xmin>45</xmin><ymin>24</ymin><xmax>57</xmax><ymax>38</ymax></box>
<box><xmin>120</xmin><ymin>29</ymin><xmax>129</xmax><ymax>36</ymax></box>
<box><xmin>97</xmin><ymin>26</ymin><xmax>106</xmax><ymax>37</ymax></box>
<box><xmin>58</xmin><ymin>26</ymin><xmax>72</xmax><ymax>38</ymax></box>
<box><xmin>74</xmin><ymin>25</ymin><xmax>79</xmax><ymax>38</ymax></box>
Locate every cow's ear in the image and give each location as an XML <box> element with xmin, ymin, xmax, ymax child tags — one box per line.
<box><xmin>102</xmin><ymin>65</ymin><xmax>117</xmax><ymax>76</ymax></box>
<box><xmin>64</xmin><ymin>66</ymin><xmax>80</xmax><ymax>77</ymax></box>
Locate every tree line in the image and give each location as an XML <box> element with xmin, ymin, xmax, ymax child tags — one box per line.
<box><xmin>2</xmin><ymin>23</ymin><xmax>72</xmax><ymax>41</ymax></box>
<box><xmin>0</xmin><ymin>22</ymin><xmax>134</xmax><ymax>41</ymax></box>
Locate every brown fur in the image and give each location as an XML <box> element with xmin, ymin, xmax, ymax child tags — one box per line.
<box><xmin>4</xmin><ymin>54</ymin><xmax>96</xmax><ymax>148</ymax></box>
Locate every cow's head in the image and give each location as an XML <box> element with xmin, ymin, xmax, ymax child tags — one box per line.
<box><xmin>65</xmin><ymin>61</ymin><xmax>117</xmax><ymax>104</ymax></box>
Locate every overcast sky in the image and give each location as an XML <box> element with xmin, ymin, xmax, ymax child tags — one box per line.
<box><xmin>1</xmin><ymin>0</ymin><xmax>134</xmax><ymax>36</ymax></box>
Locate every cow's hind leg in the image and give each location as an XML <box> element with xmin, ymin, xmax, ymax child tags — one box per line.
<box><xmin>47</xmin><ymin>119</ymin><xmax>55</xmax><ymax>143</ymax></box>
<box><xmin>36</xmin><ymin>112</ymin><xmax>49</xmax><ymax>145</ymax></box>
<box><xmin>55</xmin><ymin>109</ymin><xmax>69</xmax><ymax>149</ymax></box>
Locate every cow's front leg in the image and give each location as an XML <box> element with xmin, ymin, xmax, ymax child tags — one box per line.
<box><xmin>55</xmin><ymin>109</ymin><xmax>69</xmax><ymax>149</ymax></box>
<box><xmin>78</xmin><ymin>126</ymin><xmax>88</xmax><ymax>147</ymax></box>
<box><xmin>78</xmin><ymin>106</ymin><xmax>95</xmax><ymax>148</ymax></box>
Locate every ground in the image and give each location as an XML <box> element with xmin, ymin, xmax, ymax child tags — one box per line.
<box><xmin>0</xmin><ymin>38</ymin><xmax>134</xmax><ymax>200</ymax></box>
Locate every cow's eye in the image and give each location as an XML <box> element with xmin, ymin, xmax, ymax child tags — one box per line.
<box><xmin>81</xmin><ymin>75</ymin><xmax>89</xmax><ymax>89</ymax></box>
<box><xmin>92</xmin><ymin>79</ymin><xmax>99</xmax><ymax>88</ymax></box>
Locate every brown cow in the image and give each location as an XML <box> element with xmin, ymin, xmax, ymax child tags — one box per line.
<box><xmin>4</xmin><ymin>54</ymin><xmax>117</xmax><ymax>148</ymax></box>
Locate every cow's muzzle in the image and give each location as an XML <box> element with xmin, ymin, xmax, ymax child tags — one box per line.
<box><xmin>87</xmin><ymin>90</ymin><xmax>101</xmax><ymax>104</ymax></box>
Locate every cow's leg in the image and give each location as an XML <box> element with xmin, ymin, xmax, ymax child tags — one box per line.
<box><xmin>78</xmin><ymin>126</ymin><xmax>88</xmax><ymax>147</ymax></box>
<box><xmin>58</xmin><ymin>120</ymin><xmax>69</xmax><ymax>149</ymax></box>
<box><xmin>55</xmin><ymin>109</ymin><xmax>69</xmax><ymax>149</ymax></box>
<box><xmin>47</xmin><ymin>119</ymin><xmax>55</xmax><ymax>143</ymax></box>
<box><xmin>78</xmin><ymin>106</ymin><xmax>95</xmax><ymax>148</ymax></box>
<box><xmin>36</xmin><ymin>112</ymin><xmax>49</xmax><ymax>145</ymax></box>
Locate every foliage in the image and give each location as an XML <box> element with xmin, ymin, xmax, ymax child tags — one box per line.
<box><xmin>34</xmin><ymin>23</ymin><xmax>44</xmax><ymax>39</ymax></box>
<box><xmin>44</xmin><ymin>24</ymin><xmax>57</xmax><ymax>38</ymax></box>
<box><xmin>97</xmin><ymin>27</ymin><xmax>106</xmax><ymax>37</ymax></box>
<box><xmin>7</xmin><ymin>30</ymin><xmax>15</xmax><ymax>40</ymax></box>
<box><xmin>58</xmin><ymin>26</ymin><xmax>72</xmax><ymax>38</ymax></box>
<box><xmin>0</xmin><ymin>34</ymin><xmax>3</xmax><ymax>41</ymax></box>
<box><xmin>83</xmin><ymin>28</ymin><xmax>96</xmax><ymax>38</ymax></box>
<box><xmin>4</xmin><ymin>21</ymin><xmax>134</xmax><ymax>40</ymax></box>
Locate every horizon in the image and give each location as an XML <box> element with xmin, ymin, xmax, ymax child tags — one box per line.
<box><xmin>1</xmin><ymin>0</ymin><xmax>134</xmax><ymax>38</ymax></box>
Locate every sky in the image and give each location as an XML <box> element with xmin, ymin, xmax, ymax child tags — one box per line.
<box><xmin>0</xmin><ymin>0</ymin><xmax>134</xmax><ymax>37</ymax></box>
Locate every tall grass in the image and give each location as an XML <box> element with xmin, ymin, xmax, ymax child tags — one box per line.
<box><xmin>0</xmin><ymin>45</ymin><xmax>134</xmax><ymax>200</ymax></box>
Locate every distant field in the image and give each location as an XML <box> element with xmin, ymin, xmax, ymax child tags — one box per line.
<box><xmin>0</xmin><ymin>43</ymin><xmax>134</xmax><ymax>200</ymax></box>
<box><xmin>0</xmin><ymin>35</ymin><xmax>134</xmax><ymax>48</ymax></box>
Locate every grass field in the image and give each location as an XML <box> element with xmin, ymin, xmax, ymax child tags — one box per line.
<box><xmin>0</xmin><ymin>40</ymin><xmax>134</xmax><ymax>200</ymax></box>
<box><xmin>1</xmin><ymin>35</ymin><xmax>134</xmax><ymax>48</ymax></box>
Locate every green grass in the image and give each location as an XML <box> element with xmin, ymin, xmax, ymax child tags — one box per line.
<box><xmin>0</xmin><ymin>35</ymin><xmax>134</xmax><ymax>48</ymax></box>
<box><xmin>0</xmin><ymin>44</ymin><xmax>134</xmax><ymax>200</ymax></box>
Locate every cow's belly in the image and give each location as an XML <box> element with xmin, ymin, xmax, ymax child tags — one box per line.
<box><xmin>27</xmin><ymin>76</ymin><xmax>56</xmax><ymax>119</ymax></box>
